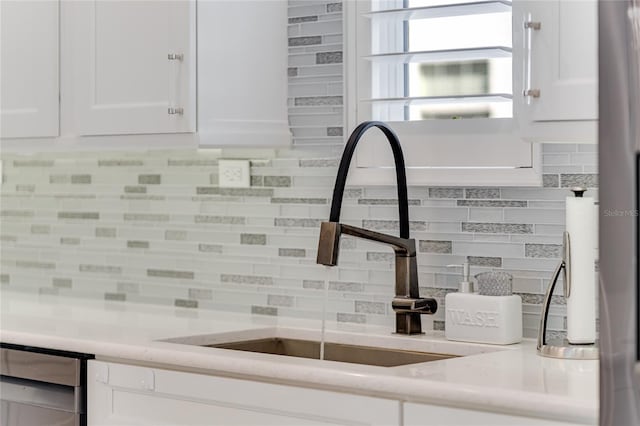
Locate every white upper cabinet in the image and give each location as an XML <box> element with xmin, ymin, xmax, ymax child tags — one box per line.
<box><xmin>513</xmin><ymin>0</ymin><xmax>598</xmax><ymax>143</ymax></box>
<box><xmin>197</xmin><ymin>0</ymin><xmax>291</xmax><ymax>147</ymax></box>
<box><xmin>0</xmin><ymin>0</ymin><xmax>59</xmax><ymax>138</ymax></box>
<box><xmin>2</xmin><ymin>0</ymin><xmax>288</xmax><ymax>148</ymax></box>
<box><xmin>70</xmin><ymin>0</ymin><xmax>196</xmax><ymax>136</ymax></box>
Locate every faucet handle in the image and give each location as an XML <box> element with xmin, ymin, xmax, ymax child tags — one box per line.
<box><xmin>392</xmin><ymin>297</ymin><xmax>437</xmax><ymax>314</ymax></box>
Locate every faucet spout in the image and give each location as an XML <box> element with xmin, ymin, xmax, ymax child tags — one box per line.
<box><xmin>317</xmin><ymin>222</ymin><xmax>415</xmax><ymax>267</ymax></box>
<box><xmin>328</xmin><ymin>121</ymin><xmax>410</xmax><ymax>239</ymax></box>
<box><xmin>316</xmin><ymin>121</ymin><xmax>437</xmax><ymax>335</ymax></box>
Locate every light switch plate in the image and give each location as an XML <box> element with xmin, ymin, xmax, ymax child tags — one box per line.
<box><xmin>218</xmin><ymin>159</ymin><xmax>251</xmax><ymax>188</ymax></box>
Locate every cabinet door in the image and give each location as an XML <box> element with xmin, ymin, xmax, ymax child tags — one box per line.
<box><xmin>71</xmin><ymin>0</ymin><xmax>195</xmax><ymax>136</ymax></box>
<box><xmin>513</xmin><ymin>0</ymin><xmax>598</xmax><ymax>143</ymax></box>
<box><xmin>0</xmin><ymin>0</ymin><xmax>59</xmax><ymax>138</ymax></box>
<box><xmin>197</xmin><ymin>0</ymin><xmax>290</xmax><ymax>147</ymax></box>
<box><xmin>404</xmin><ymin>403</ymin><xmax>592</xmax><ymax>426</ymax></box>
<box><xmin>88</xmin><ymin>360</ymin><xmax>400</xmax><ymax>426</ymax></box>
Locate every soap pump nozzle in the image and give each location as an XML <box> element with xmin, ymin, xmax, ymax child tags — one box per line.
<box><xmin>447</xmin><ymin>259</ymin><xmax>473</xmax><ymax>293</ymax></box>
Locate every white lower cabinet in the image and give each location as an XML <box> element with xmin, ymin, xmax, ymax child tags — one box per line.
<box><xmin>87</xmin><ymin>360</ymin><xmax>400</xmax><ymax>426</ymax></box>
<box><xmin>403</xmin><ymin>403</ymin><xmax>589</xmax><ymax>426</ymax></box>
<box><xmin>88</xmin><ymin>361</ymin><xmax>589</xmax><ymax>426</ymax></box>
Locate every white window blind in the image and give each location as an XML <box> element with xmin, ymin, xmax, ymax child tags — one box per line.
<box><xmin>345</xmin><ymin>0</ymin><xmax>540</xmax><ymax>186</ymax></box>
<box><xmin>359</xmin><ymin>0</ymin><xmax>513</xmax><ymax>123</ymax></box>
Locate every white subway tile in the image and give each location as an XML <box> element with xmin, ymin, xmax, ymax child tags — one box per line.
<box><xmin>468</xmin><ymin>207</ymin><xmax>503</xmax><ymax>222</ymax></box>
<box><xmin>504</xmin><ymin>208</ymin><xmax>565</xmax><ymax>225</ymax></box>
<box><xmin>453</xmin><ymin>241</ymin><xmax>524</xmax><ymax>258</ymax></box>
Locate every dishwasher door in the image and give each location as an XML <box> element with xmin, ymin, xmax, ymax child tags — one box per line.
<box><xmin>1</xmin><ymin>391</ymin><xmax>79</xmax><ymax>426</ymax></box>
<box><xmin>0</xmin><ymin>345</ymin><xmax>92</xmax><ymax>426</ymax></box>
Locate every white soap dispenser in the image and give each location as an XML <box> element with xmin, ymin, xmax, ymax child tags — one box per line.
<box><xmin>445</xmin><ymin>260</ymin><xmax>522</xmax><ymax>345</ymax></box>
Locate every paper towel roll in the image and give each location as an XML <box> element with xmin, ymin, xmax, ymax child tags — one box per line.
<box><xmin>565</xmin><ymin>194</ymin><xmax>597</xmax><ymax>344</ymax></box>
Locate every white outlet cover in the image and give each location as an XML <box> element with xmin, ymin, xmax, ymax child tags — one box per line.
<box><xmin>218</xmin><ymin>159</ymin><xmax>251</xmax><ymax>188</ymax></box>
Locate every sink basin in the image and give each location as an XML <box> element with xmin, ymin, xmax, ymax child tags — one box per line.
<box><xmin>160</xmin><ymin>327</ymin><xmax>499</xmax><ymax>368</ymax></box>
<box><xmin>206</xmin><ymin>337</ymin><xmax>457</xmax><ymax>367</ymax></box>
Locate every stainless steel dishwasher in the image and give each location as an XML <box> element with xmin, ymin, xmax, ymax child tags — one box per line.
<box><xmin>0</xmin><ymin>343</ymin><xmax>93</xmax><ymax>426</ymax></box>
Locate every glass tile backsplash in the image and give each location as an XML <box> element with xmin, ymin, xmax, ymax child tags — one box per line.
<box><xmin>0</xmin><ymin>143</ymin><xmax>597</xmax><ymax>338</ymax></box>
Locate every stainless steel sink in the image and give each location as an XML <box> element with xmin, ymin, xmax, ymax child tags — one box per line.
<box><xmin>206</xmin><ymin>337</ymin><xmax>457</xmax><ymax>367</ymax></box>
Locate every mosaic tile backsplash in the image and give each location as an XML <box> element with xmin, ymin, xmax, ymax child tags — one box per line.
<box><xmin>0</xmin><ymin>1</ymin><xmax>598</xmax><ymax>339</ymax></box>
<box><xmin>0</xmin><ymin>143</ymin><xmax>597</xmax><ymax>338</ymax></box>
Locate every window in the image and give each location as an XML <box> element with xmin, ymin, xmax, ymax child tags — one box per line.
<box><xmin>345</xmin><ymin>0</ymin><xmax>541</xmax><ymax>186</ymax></box>
<box><xmin>369</xmin><ymin>0</ymin><xmax>512</xmax><ymax>121</ymax></box>
<box><xmin>416</xmin><ymin>61</ymin><xmax>492</xmax><ymax>119</ymax></box>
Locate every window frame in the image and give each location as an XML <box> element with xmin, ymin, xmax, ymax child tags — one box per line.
<box><xmin>344</xmin><ymin>0</ymin><xmax>542</xmax><ymax>187</ymax></box>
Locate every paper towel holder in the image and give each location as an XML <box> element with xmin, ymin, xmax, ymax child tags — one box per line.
<box><xmin>536</xmin><ymin>231</ymin><xmax>599</xmax><ymax>360</ymax></box>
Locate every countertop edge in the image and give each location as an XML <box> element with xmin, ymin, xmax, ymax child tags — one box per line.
<box><xmin>0</xmin><ymin>330</ymin><xmax>598</xmax><ymax>425</ymax></box>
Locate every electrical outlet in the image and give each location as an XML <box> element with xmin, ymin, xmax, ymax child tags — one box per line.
<box><xmin>218</xmin><ymin>159</ymin><xmax>251</xmax><ymax>188</ymax></box>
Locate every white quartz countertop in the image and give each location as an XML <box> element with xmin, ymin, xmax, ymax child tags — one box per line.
<box><xmin>0</xmin><ymin>291</ymin><xmax>598</xmax><ymax>424</ymax></box>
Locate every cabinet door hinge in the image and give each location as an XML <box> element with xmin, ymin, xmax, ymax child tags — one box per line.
<box><xmin>524</xmin><ymin>89</ymin><xmax>541</xmax><ymax>98</ymax></box>
<box><xmin>524</xmin><ymin>21</ymin><xmax>541</xmax><ymax>30</ymax></box>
